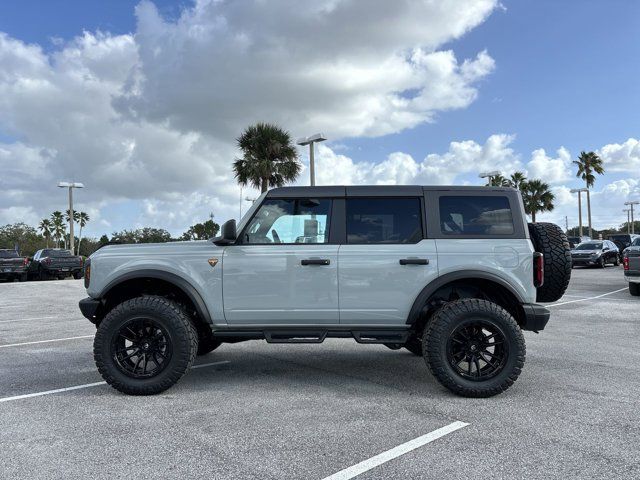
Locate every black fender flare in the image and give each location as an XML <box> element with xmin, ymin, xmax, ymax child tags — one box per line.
<box><xmin>98</xmin><ymin>269</ymin><xmax>213</xmax><ymax>324</ymax></box>
<box><xmin>406</xmin><ymin>270</ymin><xmax>526</xmax><ymax>325</ymax></box>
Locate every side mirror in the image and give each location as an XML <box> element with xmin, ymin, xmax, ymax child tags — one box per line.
<box><xmin>213</xmin><ymin>219</ymin><xmax>237</xmax><ymax>246</ymax></box>
<box><xmin>603</xmin><ymin>246</ymin><xmax>609</xmax><ymax>251</ymax></box>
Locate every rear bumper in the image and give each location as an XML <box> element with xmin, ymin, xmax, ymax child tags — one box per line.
<box><xmin>624</xmin><ymin>271</ymin><xmax>640</xmax><ymax>283</ymax></box>
<box><xmin>521</xmin><ymin>303</ymin><xmax>550</xmax><ymax>332</ymax></box>
<box><xmin>79</xmin><ymin>297</ymin><xmax>101</xmax><ymax>324</ymax></box>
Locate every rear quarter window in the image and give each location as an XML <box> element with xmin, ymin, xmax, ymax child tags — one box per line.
<box><xmin>439</xmin><ymin>196</ymin><xmax>514</xmax><ymax>236</ymax></box>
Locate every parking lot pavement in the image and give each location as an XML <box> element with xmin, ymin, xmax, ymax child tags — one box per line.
<box><xmin>1</xmin><ymin>270</ymin><xmax>638</xmax><ymax>479</ymax></box>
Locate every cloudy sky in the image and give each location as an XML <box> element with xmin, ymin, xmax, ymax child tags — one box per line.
<box><xmin>1</xmin><ymin>0</ymin><xmax>638</xmax><ymax>238</ymax></box>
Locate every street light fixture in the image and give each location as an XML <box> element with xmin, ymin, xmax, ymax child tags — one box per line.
<box><xmin>297</xmin><ymin>133</ymin><xmax>326</xmax><ymax>186</ymax></box>
<box><xmin>479</xmin><ymin>171</ymin><xmax>501</xmax><ymax>186</ymax></box>
<box><xmin>58</xmin><ymin>182</ymin><xmax>84</xmax><ymax>254</ymax></box>
<box><xmin>570</xmin><ymin>188</ymin><xmax>588</xmax><ymax>238</ymax></box>
<box><xmin>624</xmin><ymin>200</ymin><xmax>640</xmax><ymax>234</ymax></box>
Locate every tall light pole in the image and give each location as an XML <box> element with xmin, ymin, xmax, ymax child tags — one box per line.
<box><xmin>624</xmin><ymin>200</ymin><xmax>639</xmax><ymax>234</ymax></box>
<box><xmin>297</xmin><ymin>133</ymin><xmax>326</xmax><ymax>186</ymax></box>
<box><xmin>58</xmin><ymin>182</ymin><xmax>84</xmax><ymax>254</ymax></box>
<box><xmin>479</xmin><ymin>170</ymin><xmax>501</xmax><ymax>186</ymax></box>
<box><xmin>623</xmin><ymin>209</ymin><xmax>631</xmax><ymax>234</ymax></box>
<box><xmin>570</xmin><ymin>188</ymin><xmax>588</xmax><ymax>238</ymax></box>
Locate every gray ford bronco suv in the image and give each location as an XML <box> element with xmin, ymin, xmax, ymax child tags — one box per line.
<box><xmin>79</xmin><ymin>186</ymin><xmax>571</xmax><ymax>397</ymax></box>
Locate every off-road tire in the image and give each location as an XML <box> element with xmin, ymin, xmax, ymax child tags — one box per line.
<box><xmin>73</xmin><ymin>271</ymin><xmax>83</xmax><ymax>279</ymax></box>
<box><xmin>423</xmin><ymin>299</ymin><xmax>525</xmax><ymax>398</ymax></box>
<box><xmin>629</xmin><ymin>282</ymin><xmax>640</xmax><ymax>296</ymax></box>
<box><xmin>613</xmin><ymin>255</ymin><xmax>620</xmax><ymax>267</ymax></box>
<box><xmin>599</xmin><ymin>257</ymin><xmax>606</xmax><ymax>268</ymax></box>
<box><xmin>528</xmin><ymin>222</ymin><xmax>571</xmax><ymax>302</ymax></box>
<box><xmin>94</xmin><ymin>296</ymin><xmax>198</xmax><ymax>395</ymax></box>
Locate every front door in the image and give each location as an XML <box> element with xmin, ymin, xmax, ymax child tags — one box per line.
<box><xmin>223</xmin><ymin>197</ymin><xmax>339</xmax><ymax>325</ymax></box>
<box><xmin>338</xmin><ymin>197</ymin><xmax>439</xmax><ymax>325</ymax></box>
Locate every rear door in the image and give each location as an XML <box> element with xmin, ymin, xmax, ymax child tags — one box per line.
<box><xmin>338</xmin><ymin>195</ymin><xmax>438</xmax><ymax>325</ymax></box>
<box><xmin>223</xmin><ymin>197</ymin><xmax>339</xmax><ymax>325</ymax></box>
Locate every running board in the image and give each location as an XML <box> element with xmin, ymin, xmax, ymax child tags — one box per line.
<box><xmin>213</xmin><ymin>328</ymin><xmax>410</xmax><ymax>345</ymax></box>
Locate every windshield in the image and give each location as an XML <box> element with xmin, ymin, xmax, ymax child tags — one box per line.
<box><xmin>608</xmin><ymin>235</ymin><xmax>630</xmax><ymax>242</ymax></box>
<box><xmin>575</xmin><ymin>242</ymin><xmax>602</xmax><ymax>250</ymax></box>
<box><xmin>0</xmin><ymin>250</ymin><xmax>19</xmax><ymax>258</ymax></box>
<box><xmin>42</xmin><ymin>249</ymin><xmax>73</xmax><ymax>257</ymax></box>
<box><xmin>632</xmin><ymin>238</ymin><xmax>640</xmax><ymax>247</ymax></box>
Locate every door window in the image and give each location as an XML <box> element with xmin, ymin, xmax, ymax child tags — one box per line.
<box><xmin>242</xmin><ymin>198</ymin><xmax>331</xmax><ymax>244</ymax></box>
<box><xmin>345</xmin><ymin>198</ymin><xmax>423</xmax><ymax>244</ymax></box>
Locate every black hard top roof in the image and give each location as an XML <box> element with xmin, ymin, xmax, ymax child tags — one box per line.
<box><xmin>266</xmin><ymin>185</ymin><xmax>517</xmax><ymax>198</ymax></box>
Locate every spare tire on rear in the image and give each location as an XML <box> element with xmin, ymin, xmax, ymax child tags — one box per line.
<box><xmin>528</xmin><ymin>222</ymin><xmax>571</xmax><ymax>302</ymax></box>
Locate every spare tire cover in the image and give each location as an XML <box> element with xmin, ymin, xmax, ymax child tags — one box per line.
<box><xmin>528</xmin><ymin>222</ymin><xmax>572</xmax><ymax>302</ymax></box>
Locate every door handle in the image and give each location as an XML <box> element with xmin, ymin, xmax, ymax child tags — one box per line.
<box><xmin>399</xmin><ymin>258</ymin><xmax>429</xmax><ymax>265</ymax></box>
<box><xmin>301</xmin><ymin>259</ymin><xmax>330</xmax><ymax>266</ymax></box>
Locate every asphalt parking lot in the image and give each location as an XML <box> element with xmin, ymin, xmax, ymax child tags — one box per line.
<box><xmin>1</xmin><ymin>267</ymin><xmax>638</xmax><ymax>480</ymax></box>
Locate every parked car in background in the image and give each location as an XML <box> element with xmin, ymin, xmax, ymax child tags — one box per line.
<box><xmin>607</xmin><ymin>233</ymin><xmax>639</xmax><ymax>253</ymax></box>
<box><xmin>567</xmin><ymin>236</ymin><xmax>591</xmax><ymax>249</ymax></box>
<box><xmin>28</xmin><ymin>249</ymin><xmax>83</xmax><ymax>280</ymax></box>
<box><xmin>571</xmin><ymin>240</ymin><xmax>619</xmax><ymax>268</ymax></box>
<box><xmin>0</xmin><ymin>249</ymin><xmax>29</xmax><ymax>281</ymax></box>
<box><xmin>623</xmin><ymin>237</ymin><xmax>640</xmax><ymax>296</ymax></box>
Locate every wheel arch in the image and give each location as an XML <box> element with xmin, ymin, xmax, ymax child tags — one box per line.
<box><xmin>406</xmin><ymin>270</ymin><xmax>526</xmax><ymax>329</ymax></box>
<box><xmin>96</xmin><ymin>270</ymin><xmax>213</xmax><ymax>327</ymax></box>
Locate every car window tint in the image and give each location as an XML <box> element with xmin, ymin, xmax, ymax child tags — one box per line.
<box><xmin>0</xmin><ymin>250</ymin><xmax>19</xmax><ymax>258</ymax></box>
<box><xmin>346</xmin><ymin>198</ymin><xmax>423</xmax><ymax>244</ymax></box>
<box><xmin>244</xmin><ymin>198</ymin><xmax>331</xmax><ymax>244</ymax></box>
<box><xmin>439</xmin><ymin>196</ymin><xmax>514</xmax><ymax>235</ymax></box>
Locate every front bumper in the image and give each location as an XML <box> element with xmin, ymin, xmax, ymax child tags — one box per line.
<box><xmin>79</xmin><ymin>297</ymin><xmax>101</xmax><ymax>324</ymax></box>
<box><xmin>571</xmin><ymin>257</ymin><xmax>599</xmax><ymax>266</ymax></box>
<box><xmin>521</xmin><ymin>303</ymin><xmax>550</xmax><ymax>332</ymax></box>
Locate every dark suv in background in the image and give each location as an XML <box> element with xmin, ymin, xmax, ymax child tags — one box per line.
<box><xmin>607</xmin><ymin>234</ymin><xmax>639</xmax><ymax>253</ymax></box>
<box><xmin>0</xmin><ymin>249</ymin><xmax>29</xmax><ymax>281</ymax></box>
<box><xmin>571</xmin><ymin>240</ymin><xmax>619</xmax><ymax>268</ymax></box>
<box><xmin>28</xmin><ymin>249</ymin><xmax>83</xmax><ymax>280</ymax></box>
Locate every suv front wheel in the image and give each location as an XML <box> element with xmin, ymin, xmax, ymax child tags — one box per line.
<box><xmin>423</xmin><ymin>299</ymin><xmax>525</xmax><ymax>398</ymax></box>
<box><xmin>94</xmin><ymin>296</ymin><xmax>198</xmax><ymax>395</ymax></box>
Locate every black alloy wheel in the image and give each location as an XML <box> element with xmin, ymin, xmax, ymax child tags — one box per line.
<box><xmin>447</xmin><ymin>320</ymin><xmax>507</xmax><ymax>381</ymax></box>
<box><xmin>112</xmin><ymin>318</ymin><xmax>172</xmax><ymax>378</ymax></box>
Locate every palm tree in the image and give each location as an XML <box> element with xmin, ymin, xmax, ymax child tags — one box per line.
<box><xmin>38</xmin><ymin>219</ymin><xmax>53</xmax><ymax>248</ymax></box>
<box><xmin>51</xmin><ymin>211</ymin><xmax>65</xmax><ymax>248</ymax></box>
<box><xmin>76</xmin><ymin>211</ymin><xmax>90</xmax><ymax>255</ymax></box>
<box><xmin>508</xmin><ymin>171</ymin><xmax>527</xmax><ymax>190</ymax></box>
<box><xmin>521</xmin><ymin>179</ymin><xmax>555</xmax><ymax>222</ymax></box>
<box><xmin>573</xmin><ymin>151</ymin><xmax>604</xmax><ymax>238</ymax></box>
<box><xmin>488</xmin><ymin>174</ymin><xmax>510</xmax><ymax>187</ymax></box>
<box><xmin>233</xmin><ymin>123</ymin><xmax>301</xmax><ymax>193</ymax></box>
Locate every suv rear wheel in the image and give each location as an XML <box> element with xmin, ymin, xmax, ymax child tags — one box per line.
<box><xmin>94</xmin><ymin>296</ymin><xmax>198</xmax><ymax>395</ymax></box>
<box><xmin>423</xmin><ymin>299</ymin><xmax>525</xmax><ymax>398</ymax></box>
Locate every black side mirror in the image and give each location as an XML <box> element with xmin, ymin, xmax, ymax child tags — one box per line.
<box><xmin>603</xmin><ymin>247</ymin><xmax>609</xmax><ymax>251</ymax></box>
<box><xmin>213</xmin><ymin>219</ymin><xmax>237</xmax><ymax>245</ymax></box>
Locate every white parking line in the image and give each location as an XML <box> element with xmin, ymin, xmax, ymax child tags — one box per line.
<box><xmin>547</xmin><ymin>287</ymin><xmax>627</xmax><ymax>307</ymax></box>
<box><xmin>321</xmin><ymin>421</ymin><xmax>469</xmax><ymax>480</ymax></box>
<box><xmin>0</xmin><ymin>315</ymin><xmax>80</xmax><ymax>324</ymax></box>
<box><xmin>0</xmin><ymin>382</ymin><xmax>107</xmax><ymax>403</ymax></box>
<box><xmin>0</xmin><ymin>335</ymin><xmax>94</xmax><ymax>348</ymax></box>
<box><xmin>0</xmin><ymin>360</ymin><xmax>230</xmax><ymax>403</ymax></box>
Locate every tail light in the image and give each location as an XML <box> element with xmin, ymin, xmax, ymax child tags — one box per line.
<box><xmin>533</xmin><ymin>252</ymin><xmax>544</xmax><ymax>287</ymax></box>
<box><xmin>22</xmin><ymin>257</ymin><xmax>28</xmax><ymax>266</ymax></box>
<box><xmin>623</xmin><ymin>256</ymin><xmax>629</xmax><ymax>271</ymax></box>
<box><xmin>79</xmin><ymin>257</ymin><xmax>84</xmax><ymax>266</ymax></box>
